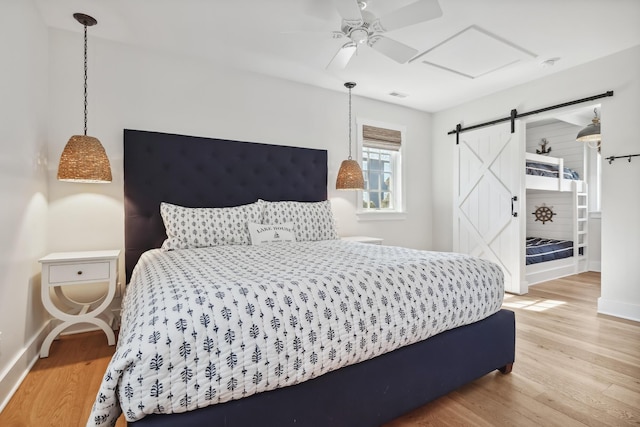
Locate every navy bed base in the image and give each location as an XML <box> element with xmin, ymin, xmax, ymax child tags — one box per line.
<box><xmin>123</xmin><ymin>129</ymin><xmax>515</xmax><ymax>426</ymax></box>
<box><xmin>136</xmin><ymin>309</ymin><xmax>515</xmax><ymax>427</ymax></box>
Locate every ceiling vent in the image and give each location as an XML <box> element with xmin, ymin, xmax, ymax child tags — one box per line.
<box><xmin>410</xmin><ymin>25</ymin><xmax>536</xmax><ymax>79</ymax></box>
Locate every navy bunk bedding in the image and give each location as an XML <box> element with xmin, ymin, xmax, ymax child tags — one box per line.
<box><xmin>526</xmin><ymin>237</ymin><xmax>574</xmax><ymax>265</ymax></box>
<box><xmin>526</xmin><ymin>161</ymin><xmax>580</xmax><ymax>180</ymax></box>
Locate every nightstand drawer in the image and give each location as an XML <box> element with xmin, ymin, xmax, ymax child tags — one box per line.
<box><xmin>48</xmin><ymin>261</ymin><xmax>111</xmax><ymax>284</ymax></box>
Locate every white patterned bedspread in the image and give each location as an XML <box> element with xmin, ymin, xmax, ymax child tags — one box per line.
<box><xmin>89</xmin><ymin>241</ymin><xmax>504</xmax><ymax>426</ymax></box>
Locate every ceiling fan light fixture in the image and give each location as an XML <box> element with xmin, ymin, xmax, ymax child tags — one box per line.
<box><xmin>328</xmin><ymin>0</ymin><xmax>441</xmax><ymax>69</ymax></box>
<box><xmin>350</xmin><ymin>28</ymin><xmax>369</xmax><ymax>44</ymax></box>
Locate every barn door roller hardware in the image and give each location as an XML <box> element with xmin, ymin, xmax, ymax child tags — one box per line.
<box><xmin>605</xmin><ymin>153</ymin><xmax>640</xmax><ymax>164</ymax></box>
<box><xmin>449</xmin><ymin>91</ymin><xmax>614</xmax><ymax>144</ymax></box>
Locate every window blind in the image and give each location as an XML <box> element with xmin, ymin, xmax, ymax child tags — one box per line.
<box><xmin>363</xmin><ymin>125</ymin><xmax>401</xmax><ymax>151</ymax></box>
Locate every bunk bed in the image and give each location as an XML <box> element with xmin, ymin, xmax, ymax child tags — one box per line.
<box><xmin>525</xmin><ymin>152</ymin><xmax>585</xmax><ymax>192</ymax></box>
<box><xmin>524</xmin><ymin>152</ymin><xmax>588</xmax><ymax>285</ymax></box>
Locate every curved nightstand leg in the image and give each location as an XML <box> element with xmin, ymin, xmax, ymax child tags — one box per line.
<box><xmin>83</xmin><ymin>317</ymin><xmax>116</xmax><ymax>346</ymax></box>
<box><xmin>40</xmin><ymin>317</ymin><xmax>116</xmax><ymax>358</ymax></box>
<box><xmin>40</xmin><ymin>321</ymin><xmax>73</xmax><ymax>358</ymax></box>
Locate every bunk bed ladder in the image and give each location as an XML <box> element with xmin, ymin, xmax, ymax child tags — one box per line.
<box><xmin>573</xmin><ymin>180</ymin><xmax>589</xmax><ymax>273</ymax></box>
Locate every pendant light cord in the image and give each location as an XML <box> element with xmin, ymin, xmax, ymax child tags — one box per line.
<box><xmin>348</xmin><ymin>84</ymin><xmax>352</xmax><ymax>160</ymax></box>
<box><xmin>83</xmin><ymin>23</ymin><xmax>88</xmax><ymax>136</ymax></box>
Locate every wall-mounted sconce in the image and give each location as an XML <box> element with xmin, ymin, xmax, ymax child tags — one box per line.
<box><xmin>576</xmin><ymin>108</ymin><xmax>601</xmax><ymax>150</ymax></box>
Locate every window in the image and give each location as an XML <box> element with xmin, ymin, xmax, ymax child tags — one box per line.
<box><xmin>362</xmin><ymin>147</ymin><xmax>395</xmax><ymax>209</ymax></box>
<box><xmin>357</xmin><ymin>121</ymin><xmax>404</xmax><ymax>217</ymax></box>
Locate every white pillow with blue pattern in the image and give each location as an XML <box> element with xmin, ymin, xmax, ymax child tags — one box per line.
<box><xmin>160</xmin><ymin>202</ymin><xmax>262</xmax><ymax>250</ymax></box>
<box><xmin>259</xmin><ymin>199</ymin><xmax>338</xmax><ymax>242</ymax></box>
<box><xmin>248</xmin><ymin>222</ymin><xmax>296</xmax><ymax>245</ymax></box>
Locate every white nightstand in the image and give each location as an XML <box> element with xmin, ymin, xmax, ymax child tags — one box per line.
<box><xmin>38</xmin><ymin>250</ymin><xmax>120</xmax><ymax>358</ymax></box>
<box><xmin>341</xmin><ymin>236</ymin><xmax>383</xmax><ymax>245</ymax></box>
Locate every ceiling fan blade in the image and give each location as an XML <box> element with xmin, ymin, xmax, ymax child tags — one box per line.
<box><xmin>368</xmin><ymin>36</ymin><xmax>418</xmax><ymax>63</ymax></box>
<box><xmin>326</xmin><ymin>43</ymin><xmax>357</xmax><ymax>70</ymax></box>
<box><xmin>377</xmin><ymin>0</ymin><xmax>442</xmax><ymax>32</ymax></box>
<box><xmin>333</xmin><ymin>0</ymin><xmax>363</xmax><ymax>26</ymax></box>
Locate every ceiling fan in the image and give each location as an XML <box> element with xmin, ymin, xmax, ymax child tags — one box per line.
<box><xmin>327</xmin><ymin>0</ymin><xmax>442</xmax><ymax>69</ymax></box>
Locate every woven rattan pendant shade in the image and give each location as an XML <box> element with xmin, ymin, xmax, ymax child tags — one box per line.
<box><xmin>336</xmin><ymin>159</ymin><xmax>365</xmax><ymax>189</ymax></box>
<box><xmin>57</xmin><ymin>13</ymin><xmax>112</xmax><ymax>183</ymax></box>
<box><xmin>58</xmin><ymin>135</ymin><xmax>112</xmax><ymax>182</ymax></box>
<box><xmin>336</xmin><ymin>82</ymin><xmax>364</xmax><ymax>190</ymax></box>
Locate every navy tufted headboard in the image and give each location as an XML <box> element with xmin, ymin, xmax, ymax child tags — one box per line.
<box><xmin>124</xmin><ymin>129</ymin><xmax>328</xmax><ymax>282</ymax></box>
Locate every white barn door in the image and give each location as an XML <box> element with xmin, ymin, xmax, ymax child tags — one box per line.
<box><xmin>453</xmin><ymin>122</ymin><xmax>526</xmax><ymax>294</ymax></box>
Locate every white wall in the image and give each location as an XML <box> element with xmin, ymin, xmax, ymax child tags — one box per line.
<box><xmin>526</xmin><ymin>121</ymin><xmax>585</xmax><ymax>178</ymax></box>
<box><xmin>45</xmin><ymin>29</ymin><xmax>433</xmax><ymax>292</ymax></box>
<box><xmin>589</xmin><ymin>214</ymin><xmax>602</xmax><ymax>272</ymax></box>
<box><xmin>0</xmin><ymin>0</ymin><xmax>50</xmax><ymax>411</ymax></box>
<box><xmin>526</xmin><ymin>191</ymin><xmax>574</xmax><ymax>241</ymax></box>
<box><xmin>432</xmin><ymin>45</ymin><xmax>640</xmax><ymax>322</ymax></box>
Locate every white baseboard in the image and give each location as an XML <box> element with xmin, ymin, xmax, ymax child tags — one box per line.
<box><xmin>598</xmin><ymin>297</ymin><xmax>640</xmax><ymax>322</ymax></box>
<box><xmin>588</xmin><ymin>261</ymin><xmax>601</xmax><ymax>272</ymax></box>
<box><xmin>0</xmin><ymin>320</ymin><xmax>51</xmax><ymax>413</ymax></box>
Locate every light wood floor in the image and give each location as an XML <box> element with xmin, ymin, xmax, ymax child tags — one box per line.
<box><xmin>1</xmin><ymin>272</ymin><xmax>638</xmax><ymax>426</ymax></box>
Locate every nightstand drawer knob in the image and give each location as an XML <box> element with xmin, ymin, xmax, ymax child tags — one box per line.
<box><xmin>77</xmin><ymin>271</ymin><xmax>83</xmax><ymax>275</ymax></box>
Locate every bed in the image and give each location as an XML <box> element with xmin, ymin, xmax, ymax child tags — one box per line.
<box><xmin>525</xmin><ymin>234</ymin><xmax>587</xmax><ymax>284</ymax></box>
<box><xmin>525</xmin><ymin>152</ymin><xmax>584</xmax><ymax>192</ymax></box>
<box><xmin>526</xmin><ymin>161</ymin><xmax>580</xmax><ymax>180</ymax></box>
<box><xmin>525</xmin><ymin>237</ymin><xmax>575</xmax><ymax>265</ymax></box>
<box><xmin>88</xmin><ymin>129</ymin><xmax>515</xmax><ymax>427</ymax></box>
<box><xmin>523</xmin><ymin>153</ymin><xmax>588</xmax><ymax>284</ymax></box>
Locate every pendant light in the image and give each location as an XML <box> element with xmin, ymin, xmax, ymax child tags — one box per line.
<box><xmin>336</xmin><ymin>82</ymin><xmax>365</xmax><ymax>190</ymax></box>
<box><xmin>57</xmin><ymin>13</ymin><xmax>112</xmax><ymax>183</ymax></box>
<box><xmin>576</xmin><ymin>108</ymin><xmax>601</xmax><ymax>150</ymax></box>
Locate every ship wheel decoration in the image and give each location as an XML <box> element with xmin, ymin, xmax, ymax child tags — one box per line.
<box><xmin>533</xmin><ymin>203</ymin><xmax>556</xmax><ymax>224</ymax></box>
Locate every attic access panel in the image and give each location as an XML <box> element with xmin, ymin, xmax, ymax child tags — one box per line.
<box><xmin>411</xmin><ymin>25</ymin><xmax>536</xmax><ymax>79</ymax></box>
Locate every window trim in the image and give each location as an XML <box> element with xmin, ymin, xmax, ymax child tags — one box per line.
<box><xmin>356</xmin><ymin>118</ymin><xmax>406</xmax><ymax>220</ymax></box>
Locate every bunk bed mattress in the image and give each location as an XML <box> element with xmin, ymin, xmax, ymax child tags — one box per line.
<box><xmin>526</xmin><ymin>237</ymin><xmax>574</xmax><ymax>265</ymax></box>
<box><xmin>526</xmin><ymin>161</ymin><xmax>580</xmax><ymax>180</ymax></box>
<box><xmin>89</xmin><ymin>240</ymin><xmax>504</xmax><ymax>426</ymax></box>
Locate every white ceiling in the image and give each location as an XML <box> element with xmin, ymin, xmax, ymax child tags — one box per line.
<box><xmin>35</xmin><ymin>0</ymin><xmax>640</xmax><ymax>113</ymax></box>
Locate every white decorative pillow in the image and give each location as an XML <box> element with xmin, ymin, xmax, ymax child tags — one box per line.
<box><xmin>160</xmin><ymin>202</ymin><xmax>262</xmax><ymax>250</ymax></box>
<box><xmin>248</xmin><ymin>222</ymin><xmax>296</xmax><ymax>245</ymax></box>
<box><xmin>260</xmin><ymin>200</ymin><xmax>339</xmax><ymax>242</ymax></box>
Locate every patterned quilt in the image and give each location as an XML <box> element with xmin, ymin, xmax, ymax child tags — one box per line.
<box><xmin>88</xmin><ymin>241</ymin><xmax>504</xmax><ymax>426</ymax></box>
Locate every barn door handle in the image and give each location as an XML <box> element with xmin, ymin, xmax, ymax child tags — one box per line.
<box><xmin>511</xmin><ymin>196</ymin><xmax>518</xmax><ymax>217</ymax></box>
